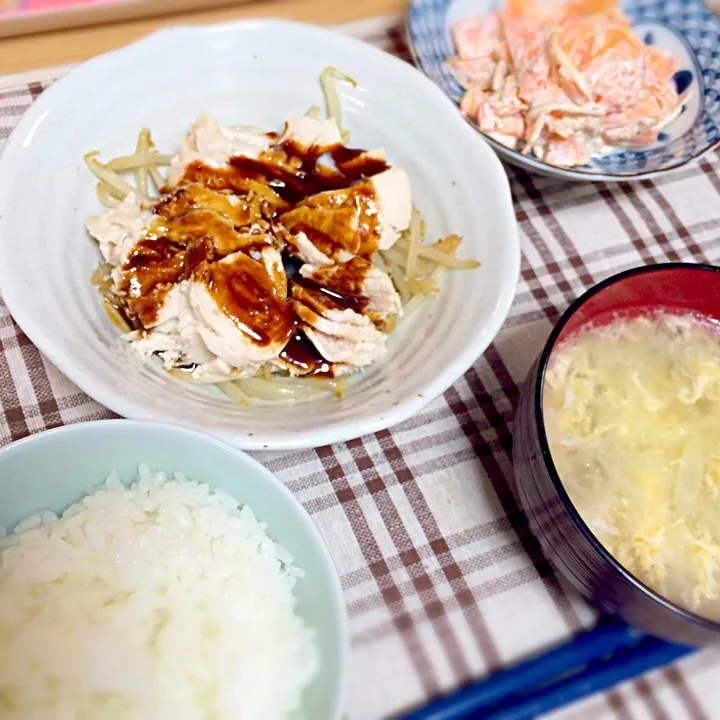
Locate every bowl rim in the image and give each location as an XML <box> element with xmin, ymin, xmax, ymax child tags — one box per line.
<box><xmin>405</xmin><ymin>2</ymin><xmax>720</xmax><ymax>182</ymax></box>
<box><xmin>534</xmin><ymin>262</ymin><xmax>720</xmax><ymax>632</ymax></box>
<box><xmin>0</xmin><ymin>418</ymin><xmax>350</xmax><ymax>719</ymax></box>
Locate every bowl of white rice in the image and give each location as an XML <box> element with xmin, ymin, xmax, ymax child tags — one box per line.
<box><xmin>0</xmin><ymin>420</ymin><xmax>347</xmax><ymax>720</ymax></box>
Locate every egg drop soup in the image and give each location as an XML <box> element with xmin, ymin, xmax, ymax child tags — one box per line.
<box><xmin>544</xmin><ymin>313</ymin><xmax>720</xmax><ymax>621</ymax></box>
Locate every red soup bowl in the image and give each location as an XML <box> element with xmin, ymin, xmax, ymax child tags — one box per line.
<box><xmin>513</xmin><ymin>262</ymin><xmax>720</xmax><ymax>646</ymax></box>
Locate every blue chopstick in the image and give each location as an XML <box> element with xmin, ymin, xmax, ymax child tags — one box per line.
<box><xmin>398</xmin><ymin>618</ymin><xmax>691</xmax><ymax>720</ymax></box>
<box><xmin>398</xmin><ymin>617</ymin><xmax>640</xmax><ymax>720</ymax></box>
<box><xmin>481</xmin><ymin>637</ymin><xmax>693</xmax><ymax>720</ymax></box>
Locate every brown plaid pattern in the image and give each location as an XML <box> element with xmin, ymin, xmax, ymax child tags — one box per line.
<box><xmin>1</xmin><ymin>14</ymin><xmax>720</xmax><ymax>720</ymax></box>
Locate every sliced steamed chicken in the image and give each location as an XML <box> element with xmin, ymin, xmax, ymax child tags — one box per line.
<box><xmin>131</xmin><ymin>248</ymin><xmax>293</xmax><ymax>381</ymax></box>
<box><xmin>86</xmin><ymin>184</ymin><xmax>294</xmax><ymax>380</ymax></box>
<box><xmin>167</xmin><ymin>112</ymin><xmax>342</xmax><ymax>187</ymax></box>
<box><xmin>279</xmin><ymin>167</ymin><xmax>412</xmax><ymax>263</ymax></box>
<box><xmin>126</xmin><ymin>281</ymin><xmax>221</xmax><ymax>374</ymax></box>
<box><xmin>287</xmin><ymin>257</ymin><xmax>402</xmax><ymax>372</ymax></box>
<box><xmin>87</xmin><ymin>109</ymin><xmax>422</xmax><ymax>385</ymax></box>
<box><xmin>291</xmin><ymin>284</ymin><xmax>387</xmax><ymax>370</ymax></box>
<box><xmin>188</xmin><ymin>248</ymin><xmax>294</xmax><ymax>379</ymax></box>
<box><xmin>85</xmin><ymin>193</ymin><xmax>154</xmax><ymax>270</ymax></box>
<box><xmin>166</xmin><ymin>113</ymin><xmax>275</xmax><ymax>185</ymax></box>
<box><xmin>298</xmin><ymin>257</ymin><xmax>402</xmax><ymax>323</ymax></box>
<box><xmin>85</xmin><ymin>197</ymin><xmax>219</xmax><ymax>372</ymax></box>
<box><xmin>281</xmin><ymin>114</ymin><xmax>343</xmax><ymax>149</ymax></box>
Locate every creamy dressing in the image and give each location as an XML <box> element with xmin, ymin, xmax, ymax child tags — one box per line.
<box><xmin>448</xmin><ymin>0</ymin><xmax>685</xmax><ymax>167</ymax></box>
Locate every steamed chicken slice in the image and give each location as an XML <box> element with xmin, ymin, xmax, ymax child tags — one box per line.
<box><xmin>281</xmin><ymin>114</ymin><xmax>343</xmax><ymax>149</ymax></box>
<box><xmin>155</xmin><ymin>183</ymin><xmax>282</xmax><ymax>253</ymax></box>
<box><xmin>87</xmin><ymin>185</ymin><xmax>294</xmax><ymax>378</ymax></box>
<box><xmin>126</xmin><ymin>281</ymin><xmax>220</xmax><ymax>372</ymax></box>
<box><xmin>188</xmin><ymin>248</ymin><xmax>293</xmax><ymax>376</ymax></box>
<box><xmin>166</xmin><ymin>113</ymin><xmax>275</xmax><ymax>185</ymax></box>
<box><xmin>85</xmin><ymin>193</ymin><xmax>154</xmax><ymax>268</ymax></box>
<box><xmin>372</xmin><ymin>168</ymin><xmax>413</xmax><ymax>250</ymax></box>
<box><xmin>155</xmin><ymin>182</ymin><xmax>273</xmax><ymax>232</ymax></box>
<box><xmin>298</xmin><ymin>257</ymin><xmax>402</xmax><ymax>324</ymax></box>
<box><xmin>167</xmin><ymin>113</ymin><xmax>342</xmax><ymax>187</ymax></box>
<box><xmin>133</xmin><ymin>248</ymin><xmax>293</xmax><ymax>378</ymax></box>
<box><xmin>280</xmin><ymin>167</ymin><xmax>412</xmax><ymax>261</ymax></box>
<box><xmin>146</xmin><ymin>209</ymin><xmax>272</xmax><ymax>257</ymax></box>
<box><xmin>291</xmin><ymin>284</ymin><xmax>387</xmax><ymax>368</ymax></box>
<box><xmin>88</xmin><ymin>111</ymin><xmax>421</xmax><ymax>383</ymax></box>
<box><xmin>278</xmin><ymin>227</ymin><xmax>352</xmax><ymax>267</ymax></box>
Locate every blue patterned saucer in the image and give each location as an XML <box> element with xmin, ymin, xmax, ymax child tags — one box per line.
<box><xmin>408</xmin><ymin>0</ymin><xmax>720</xmax><ymax>181</ymax></box>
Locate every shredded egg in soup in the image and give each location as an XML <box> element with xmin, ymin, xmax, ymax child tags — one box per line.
<box><xmin>544</xmin><ymin>313</ymin><xmax>720</xmax><ymax>621</ymax></box>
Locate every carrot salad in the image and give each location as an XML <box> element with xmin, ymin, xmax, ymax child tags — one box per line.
<box><xmin>447</xmin><ymin>0</ymin><xmax>687</xmax><ymax>167</ymax></box>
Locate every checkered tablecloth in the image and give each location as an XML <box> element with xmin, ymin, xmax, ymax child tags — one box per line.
<box><xmin>2</xmin><ymin>12</ymin><xmax>720</xmax><ymax>720</ymax></box>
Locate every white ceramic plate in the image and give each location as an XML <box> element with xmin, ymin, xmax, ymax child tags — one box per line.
<box><xmin>0</xmin><ymin>19</ymin><xmax>519</xmax><ymax>450</ymax></box>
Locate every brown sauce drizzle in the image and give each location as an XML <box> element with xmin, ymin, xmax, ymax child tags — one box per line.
<box><xmin>304</xmin><ymin>256</ymin><xmax>372</xmax><ymax>299</ymax></box>
<box><xmin>115</xmin><ymin>134</ymin><xmax>390</xmax><ymax>374</ymax></box>
<box><xmin>286</xmin><ymin>223</ymin><xmax>346</xmax><ymax>261</ymax></box>
<box><xmin>279</xmin><ymin>330</ymin><xmax>333</xmax><ymax>377</ymax></box>
<box><xmin>176</xmin><ymin>164</ymin><xmax>289</xmax><ymax>215</ymax></box>
<box><xmin>294</xmin><ymin>257</ymin><xmax>372</xmax><ymax>315</ymax></box>
<box><xmin>278</xmin><ymin>181</ymin><xmax>381</xmax><ymax>259</ymax></box>
<box><xmin>154</xmin><ymin>184</ymin><xmax>255</xmax><ymax>226</ymax></box>
<box><xmin>184</xmin><ymin>237</ymin><xmax>214</xmax><ymax>276</ymax></box>
<box><xmin>295</xmin><ymin>279</ymin><xmax>367</xmax><ymax>314</ymax></box>
<box><xmin>148</xmin><ymin>211</ymin><xmax>257</xmax><ymax>256</ymax></box>
<box><xmin>228</xmin><ymin>140</ymin><xmax>389</xmax><ymax>205</ymax></box>
<box><xmin>121</xmin><ymin>236</ymin><xmax>186</xmax><ymax>326</ymax></box>
<box><xmin>206</xmin><ymin>254</ymin><xmax>294</xmax><ymax>347</ymax></box>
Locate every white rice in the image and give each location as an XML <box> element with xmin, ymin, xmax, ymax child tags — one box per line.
<box><xmin>0</xmin><ymin>465</ymin><xmax>318</xmax><ymax>720</ymax></box>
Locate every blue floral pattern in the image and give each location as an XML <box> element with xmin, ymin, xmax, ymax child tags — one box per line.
<box><xmin>408</xmin><ymin>0</ymin><xmax>720</xmax><ymax>180</ymax></box>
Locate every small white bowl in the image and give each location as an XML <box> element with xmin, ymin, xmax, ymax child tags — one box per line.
<box><xmin>0</xmin><ymin>19</ymin><xmax>519</xmax><ymax>450</ymax></box>
<box><xmin>0</xmin><ymin>420</ymin><xmax>348</xmax><ymax>718</ymax></box>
